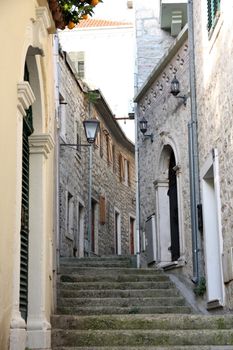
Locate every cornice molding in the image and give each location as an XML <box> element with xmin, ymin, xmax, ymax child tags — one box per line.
<box><xmin>17</xmin><ymin>82</ymin><xmax>36</xmax><ymax>117</ymax></box>
<box><xmin>29</xmin><ymin>133</ymin><xmax>55</xmax><ymax>159</ymax></box>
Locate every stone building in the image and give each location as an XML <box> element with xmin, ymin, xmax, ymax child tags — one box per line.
<box><xmin>192</xmin><ymin>0</ymin><xmax>233</xmax><ymax>310</ymax></box>
<box><xmin>134</xmin><ymin>0</ymin><xmax>204</xmax><ymax>308</ymax></box>
<box><xmin>58</xmin><ymin>17</ymin><xmax>135</xmax><ymax>141</ymax></box>
<box><xmin>135</xmin><ymin>25</ymin><xmax>195</xmax><ymax>283</ymax></box>
<box><xmin>58</xmin><ymin>52</ymin><xmax>136</xmax><ymax>258</ymax></box>
<box><xmin>135</xmin><ymin>0</ymin><xmax>233</xmax><ymax>312</ymax></box>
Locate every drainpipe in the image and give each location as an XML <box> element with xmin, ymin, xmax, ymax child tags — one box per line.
<box><xmin>134</xmin><ymin>103</ymin><xmax>140</xmax><ymax>268</ymax></box>
<box><xmin>53</xmin><ymin>33</ymin><xmax>61</xmax><ymax>278</ymax></box>
<box><xmin>187</xmin><ymin>0</ymin><xmax>202</xmax><ymax>283</ymax></box>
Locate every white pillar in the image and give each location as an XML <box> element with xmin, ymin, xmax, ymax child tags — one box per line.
<box><xmin>10</xmin><ymin>82</ymin><xmax>36</xmax><ymax>350</ymax></box>
<box><xmin>154</xmin><ymin>179</ymin><xmax>171</xmax><ymax>264</ymax></box>
<box><xmin>26</xmin><ymin>134</ymin><xmax>54</xmax><ymax>349</ymax></box>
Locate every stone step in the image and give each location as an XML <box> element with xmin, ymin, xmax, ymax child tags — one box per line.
<box><xmin>60</xmin><ymin>274</ymin><xmax>169</xmax><ymax>283</ymax></box>
<box><xmin>60</xmin><ymin>257</ymin><xmax>134</xmax><ymax>268</ymax></box>
<box><xmin>51</xmin><ymin>314</ymin><xmax>233</xmax><ymax>331</ymax></box>
<box><xmin>52</xmin><ymin>346</ymin><xmax>233</xmax><ymax>350</ymax></box>
<box><xmin>58</xmin><ymin>296</ymin><xmax>186</xmax><ymax>307</ymax></box>
<box><xmin>58</xmin><ymin>281</ymin><xmax>174</xmax><ymax>290</ymax></box>
<box><xmin>60</xmin><ymin>256</ymin><xmax>134</xmax><ymax>262</ymax></box>
<box><xmin>51</xmin><ymin>329</ymin><xmax>233</xmax><ymax>347</ymax></box>
<box><xmin>59</xmin><ymin>288</ymin><xmax>180</xmax><ymax>298</ymax></box>
<box><xmin>59</xmin><ymin>267</ymin><xmax>162</xmax><ymax>275</ymax></box>
<box><xmin>57</xmin><ymin>305</ymin><xmax>192</xmax><ymax>315</ymax></box>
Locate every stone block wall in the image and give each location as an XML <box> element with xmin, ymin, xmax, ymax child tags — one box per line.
<box><xmin>135</xmin><ymin>0</ymin><xmax>174</xmax><ymax>89</ymax></box>
<box><xmin>59</xmin><ymin>51</ymin><xmax>136</xmax><ymax>257</ymax></box>
<box><xmin>193</xmin><ymin>0</ymin><xmax>233</xmax><ymax>308</ymax></box>
<box><xmin>136</xmin><ymin>29</ymin><xmax>194</xmax><ymax>279</ymax></box>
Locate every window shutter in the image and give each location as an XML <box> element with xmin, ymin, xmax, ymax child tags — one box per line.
<box><xmin>109</xmin><ymin>138</ymin><xmax>113</xmax><ymax>163</ymax></box>
<box><xmin>127</xmin><ymin>160</ymin><xmax>131</xmax><ymax>187</ymax></box>
<box><xmin>207</xmin><ymin>0</ymin><xmax>213</xmax><ymax>31</ymax></box>
<box><xmin>100</xmin><ymin>127</ymin><xmax>103</xmax><ymax>157</ymax></box>
<box><xmin>106</xmin><ymin>136</ymin><xmax>113</xmax><ymax>164</ymax></box>
<box><xmin>99</xmin><ymin>196</ymin><xmax>106</xmax><ymax>224</ymax></box>
<box><xmin>119</xmin><ymin>153</ymin><xmax>125</xmax><ymax>182</ymax></box>
<box><xmin>207</xmin><ymin>0</ymin><xmax>220</xmax><ymax>32</ymax></box>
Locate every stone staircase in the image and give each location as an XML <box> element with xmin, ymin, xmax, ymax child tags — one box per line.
<box><xmin>51</xmin><ymin>256</ymin><xmax>233</xmax><ymax>349</ymax></box>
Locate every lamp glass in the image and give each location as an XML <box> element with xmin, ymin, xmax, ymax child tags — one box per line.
<box><xmin>83</xmin><ymin>119</ymin><xmax>100</xmax><ymax>143</ymax></box>
<box><xmin>171</xmin><ymin>75</ymin><xmax>180</xmax><ymax>96</ymax></box>
<box><xmin>139</xmin><ymin>117</ymin><xmax>148</xmax><ymax>134</ymax></box>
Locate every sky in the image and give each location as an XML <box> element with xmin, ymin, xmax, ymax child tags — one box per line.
<box><xmin>93</xmin><ymin>0</ymin><xmax>135</xmax><ymax>22</ymax></box>
<box><xmin>92</xmin><ymin>0</ymin><xmax>135</xmax><ymax>142</ymax></box>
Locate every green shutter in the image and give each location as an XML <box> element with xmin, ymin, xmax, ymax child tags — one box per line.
<box><xmin>207</xmin><ymin>0</ymin><xmax>220</xmax><ymax>32</ymax></box>
<box><xmin>19</xmin><ymin>65</ymin><xmax>33</xmax><ymax>321</ymax></box>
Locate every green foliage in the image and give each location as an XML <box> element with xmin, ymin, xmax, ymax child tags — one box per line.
<box><xmin>58</xmin><ymin>0</ymin><xmax>103</xmax><ymax>25</ymax></box>
<box><xmin>87</xmin><ymin>91</ymin><xmax>101</xmax><ymax>103</ymax></box>
<box><xmin>193</xmin><ymin>277</ymin><xmax>206</xmax><ymax>296</ymax></box>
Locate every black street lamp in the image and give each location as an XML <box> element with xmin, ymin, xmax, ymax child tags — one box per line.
<box><xmin>139</xmin><ymin>117</ymin><xmax>153</xmax><ymax>142</ymax></box>
<box><xmin>170</xmin><ymin>75</ymin><xmax>187</xmax><ymax>106</ymax></box>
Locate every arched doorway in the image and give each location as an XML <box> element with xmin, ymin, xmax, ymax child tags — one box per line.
<box><xmin>168</xmin><ymin>150</ymin><xmax>180</xmax><ymax>261</ymax></box>
<box><xmin>154</xmin><ymin>143</ymin><xmax>182</xmax><ymax>266</ymax></box>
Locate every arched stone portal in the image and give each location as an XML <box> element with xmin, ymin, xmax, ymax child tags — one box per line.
<box><xmin>154</xmin><ymin>140</ymin><xmax>184</xmax><ymax>267</ymax></box>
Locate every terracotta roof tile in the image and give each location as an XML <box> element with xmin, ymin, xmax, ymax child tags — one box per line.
<box><xmin>76</xmin><ymin>18</ymin><xmax>132</xmax><ymax>28</ymax></box>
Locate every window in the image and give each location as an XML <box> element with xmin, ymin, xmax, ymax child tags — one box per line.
<box><xmin>119</xmin><ymin>153</ymin><xmax>131</xmax><ymax>186</ymax></box>
<box><xmin>99</xmin><ymin>195</ymin><xmax>106</xmax><ymax>225</ymax></box>
<box><xmin>75</xmin><ymin>121</ymin><xmax>81</xmax><ymax>156</ymax></box>
<box><xmin>68</xmin><ymin>51</ymin><xmax>85</xmax><ymax>79</ymax></box>
<box><xmin>207</xmin><ymin>0</ymin><xmax>220</xmax><ymax>33</ymax></box>
<box><xmin>106</xmin><ymin>135</ymin><xmax>113</xmax><ymax>165</ymax></box>
<box><xmin>66</xmin><ymin>192</ymin><xmax>74</xmax><ymax>237</ymax></box>
<box><xmin>59</xmin><ymin>93</ymin><xmax>66</xmax><ymax>140</ymax></box>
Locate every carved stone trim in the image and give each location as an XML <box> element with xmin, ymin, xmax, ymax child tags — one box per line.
<box><xmin>36</xmin><ymin>7</ymin><xmax>52</xmax><ymax>36</ymax></box>
<box><xmin>17</xmin><ymin>82</ymin><xmax>36</xmax><ymax>117</ymax></box>
<box><xmin>154</xmin><ymin>179</ymin><xmax>169</xmax><ymax>189</ymax></box>
<box><xmin>29</xmin><ymin>134</ymin><xmax>54</xmax><ymax>159</ymax></box>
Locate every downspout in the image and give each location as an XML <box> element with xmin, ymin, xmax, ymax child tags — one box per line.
<box><xmin>187</xmin><ymin>0</ymin><xmax>202</xmax><ymax>283</ymax></box>
<box><xmin>53</xmin><ymin>33</ymin><xmax>61</xmax><ymax>286</ymax></box>
<box><xmin>134</xmin><ymin>102</ymin><xmax>140</xmax><ymax>268</ymax></box>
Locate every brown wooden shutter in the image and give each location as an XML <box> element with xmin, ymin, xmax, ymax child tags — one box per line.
<box><xmin>119</xmin><ymin>153</ymin><xmax>125</xmax><ymax>182</ymax></box>
<box><xmin>99</xmin><ymin>195</ymin><xmax>106</xmax><ymax>224</ymax></box>
<box><xmin>127</xmin><ymin>160</ymin><xmax>131</xmax><ymax>187</ymax></box>
<box><xmin>100</xmin><ymin>127</ymin><xmax>103</xmax><ymax>158</ymax></box>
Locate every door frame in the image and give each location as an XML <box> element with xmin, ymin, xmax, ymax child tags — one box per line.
<box><xmin>129</xmin><ymin>215</ymin><xmax>136</xmax><ymax>255</ymax></box>
<box><xmin>114</xmin><ymin>208</ymin><xmax>121</xmax><ymax>255</ymax></box>
<box><xmin>201</xmin><ymin>149</ymin><xmax>224</xmax><ymax>308</ymax></box>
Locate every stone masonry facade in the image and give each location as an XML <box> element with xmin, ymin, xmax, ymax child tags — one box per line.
<box><xmin>59</xmin><ymin>51</ymin><xmax>136</xmax><ymax>258</ymax></box>
<box><xmin>136</xmin><ymin>27</ymin><xmax>194</xmax><ymax>281</ymax></box>
<box><xmin>135</xmin><ymin>0</ymin><xmax>174</xmax><ymax>89</ymax></box>
<box><xmin>193</xmin><ymin>0</ymin><xmax>233</xmax><ymax>309</ymax></box>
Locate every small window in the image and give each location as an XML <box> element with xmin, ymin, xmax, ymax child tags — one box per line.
<box><xmin>99</xmin><ymin>195</ymin><xmax>106</xmax><ymax>225</ymax></box>
<box><xmin>207</xmin><ymin>0</ymin><xmax>220</xmax><ymax>33</ymax></box>
<box><xmin>119</xmin><ymin>153</ymin><xmax>131</xmax><ymax>186</ymax></box>
<box><xmin>59</xmin><ymin>93</ymin><xmax>66</xmax><ymax>140</ymax></box>
<box><xmin>75</xmin><ymin>121</ymin><xmax>82</xmax><ymax>156</ymax></box>
<box><xmin>67</xmin><ymin>192</ymin><xmax>74</xmax><ymax>237</ymax></box>
<box><xmin>68</xmin><ymin>51</ymin><xmax>85</xmax><ymax>79</ymax></box>
<box><xmin>106</xmin><ymin>136</ymin><xmax>113</xmax><ymax>165</ymax></box>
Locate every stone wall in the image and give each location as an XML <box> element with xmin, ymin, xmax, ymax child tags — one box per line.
<box><xmin>136</xmin><ymin>28</ymin><xmax>194</xmax><ymax>280</ymax></box>
<box><xmin>193</xmin><ymin>0</ymin><xmax>233</xmax><ymax>309</ymax></box>
<box><xmin>134</xmin><ymin>0</ymin><xmax>174</xmax><ymax>89</ymax></box>
<box><xmin>59</xmin><ymin>52</ymin><xmax>136</xmax><ymax>257</ymax></box>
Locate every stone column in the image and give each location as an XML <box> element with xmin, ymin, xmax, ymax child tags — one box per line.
<box><xmin>26</xmin><ymin>134</ymin><xmax>54</xmax><ymax>349</ymax></box>
<box><xmin>154</xmin><ymin>179</ymin><xmax>171</xmax><ymax>264</ymax></box>
<box><xmin>10</xmin><ymin>82</ymin><xmax>35</xmax><ymax>350</ymax></box>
